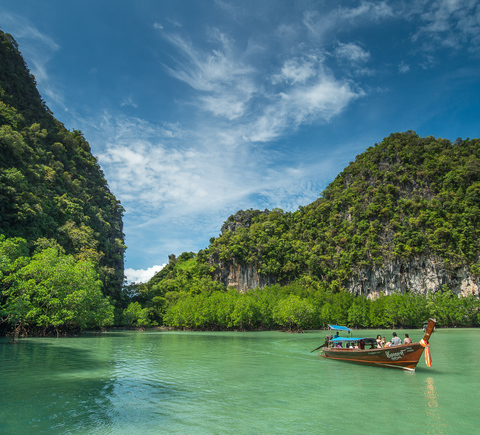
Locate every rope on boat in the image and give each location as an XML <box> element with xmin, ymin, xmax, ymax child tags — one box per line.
<box><xmin>420</xmin><ymin>338</ymin><xmax>432</xmax><ymax>368</ymax></box>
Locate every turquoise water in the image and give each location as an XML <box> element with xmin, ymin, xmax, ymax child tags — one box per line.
<box><xmin>0</xmin><ymin>328</ymin><xmax>478</xmax><ymax>434</ymax></box>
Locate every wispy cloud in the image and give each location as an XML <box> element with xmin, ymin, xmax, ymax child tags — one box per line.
<box><xmin>162</xmin><ymin>29</ymin><xmax>256</xmax><ymax>120</ymax></box>
<box><xmin>303</xmin><ymin>2</ymin><xmax>394</xmax><ymax>41</ymax></box>
<box><xmin>160</xmin><ymin>26</ymin><xmax>364</xmax><ymax>143</ymax></box>
<box><xmin>248</xmin><ymin>74</ymin><xmax>362</xmax><ymax>143</ymax></box>
<box><xmin>410</xmin><ymin>0</ymin><xmax>480</xmax><ymax>53</ymax></box>
<box><xmin>96</xmin><ymin>110</ymin><xmax>331</xmax><ymax>219</ymax></box>
<box><xmin>335</xmin><ymin>42</ymin><xmax>370</xmax><ymax>63</ymax></box>
<box><xmin>272</xmin><ymin>55</ymin><xmax>321</xmax><ymax>85</ymax></box>
<box><xmin>399</xmin><ymin>61</ymin><xmax>410</xmax><ymax>73</ymax></box>
<box><xmin>120</xmin><ymin>97</ymin><xmax>138</xmax><ymax>108</ymax></box>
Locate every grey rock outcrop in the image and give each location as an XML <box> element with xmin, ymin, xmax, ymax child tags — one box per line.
<box><xmin>214</xmin><ymin>255</ymin><xmax>480</xmax><ymax>297</ymax></box>
<box><xmin>348</xmin><ymin>257</ymin><xmax>480</xmax><ymax>298</ymax></box>
<box><xmin>213</xmin><ymin>260</ymin><xmax>276</xmax><ymax>293</ymax></box>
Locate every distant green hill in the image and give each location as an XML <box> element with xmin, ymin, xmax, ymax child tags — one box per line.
<box><xmin>0</xmin><ymin>30</ymin><xmax>125</xmax><ymax>305</ymax></box>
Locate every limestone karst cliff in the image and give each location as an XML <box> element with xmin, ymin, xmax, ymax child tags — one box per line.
<box><xmin>209</xmin><ymin>132</ymin><xmax>480</xmax><ymax>297</ymax></box>
<box><xmin>213</xmin><ymin>257</ymin><xmax>480</xmax><ymax>297</ymax></box>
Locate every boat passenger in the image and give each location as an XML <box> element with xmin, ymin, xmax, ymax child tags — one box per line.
<box><xmin>390</xmin><ymin>332</ymin><xmax>402</xmax><ymax>346</ymax></box>
<box><xmin>336</xmin><ymin>343</ymin><xmax>342</xmax><ymax>348</ymax></box>
<box><xmin>376</xmin><ymin>334</ymin><xmax>383</xmax><ymax>348</ymax></box>
<box><xmin>403</xmin><ymin>333</ymin><xmax>412</xmax><ymax>344</ymax></box>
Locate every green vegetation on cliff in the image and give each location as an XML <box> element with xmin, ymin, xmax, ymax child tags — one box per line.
<box><xmin>0</xmin><ymin>30</ymin><xmax>125</xmax><ymax>335</ymax></box>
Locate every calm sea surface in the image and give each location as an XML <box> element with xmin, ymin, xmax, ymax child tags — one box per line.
<box><xmin>0</xmin><ymin>328</ymin><xmax>478</xmax><ymax>434</ymax></box>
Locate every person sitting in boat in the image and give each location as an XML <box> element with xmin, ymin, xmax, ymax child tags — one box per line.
<box><xmin>390</xmin><ymin>332</ymin><xmax>402</xmax><ymax>346</ymax></box>
<box><xmin>376</xmin><ymin>334</ymin><xmax>383</xmax><ymax>348</ymax></box>
<box><xmin>403</xmin><ymin>333</ymin><xmax>412</xmax><ymax>344</ymax></box>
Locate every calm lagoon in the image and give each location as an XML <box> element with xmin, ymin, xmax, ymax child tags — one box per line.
<box><xmin>1</xmin><ymin>328</ymin><xmax>478</xmax><ymax>434</ymax></box>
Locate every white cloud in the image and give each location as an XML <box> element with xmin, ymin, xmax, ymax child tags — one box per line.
<box><xmin>249</xmin><ymin>58</ymin><xmax>362</xmax><ymax>142</ymax></box>
<box><xmin>160</xmin><ymin>25</ymin><xmax>364</xmax><ymax>143</ymax></box>
<box><xmin>410</xmin><ymin>0</ymin><xmax>480</xmax><ymax>53</ymax></box>
<box><xmin>246</xmin><ymin>78</ymin><xmax>361</xmax><ymax>143</ymax></box>
<box><xmin>163</xmin><ymin>30</ymin><xmax>256</xmax><ymax>119</ymax></box>
<box><xmin>272</xmin><ymin>55</ymin><xmax>321</xmax><ymax>84</ymax></box>
<box><xmin>399</xmin><ymin>61</ymin><xmax>410</xmax><ymax>73</ymax></box>
<box><xmin>214</xmin><ymin>0</ymin><xmax>247</xmax><ymax>20</ymax></box>
<box><xmin>120</xmin><ymin>97</ymin><xmax>138</xmax><ymax>108</ymax></box>
<box><xmin>335</xmin><ymin>42</ymin><xmax>370</xmax><ymax>63</ymax></box>
<box><xmin>303</xmin><ymin>2</ymin><xmax>393</xmax><ymax>40</ymax></box>
<box><xmin>96</xmin><ymin>114</ymin><xmax>250</xmax><ymax>216</ymax></box>
<box><xmin>125</xmin><ymin>265</ymin><xmax>166</xmax><ymax>283</ymax></box>
<box><xmin>91</xmin><ymin>105</ymin><xmax>334</xmax><ymax>243</ymax></box>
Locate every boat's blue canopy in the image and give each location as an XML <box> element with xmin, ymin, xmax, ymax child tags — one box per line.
<box><xmin>328</xmin><ymin>325</ymin><xmax>352</xmax><ymax>331</ymax></box>
<box><xmin>330</xmin><ymin>337</ymin><xmax>366</xmax><ymax>342</ymax></box>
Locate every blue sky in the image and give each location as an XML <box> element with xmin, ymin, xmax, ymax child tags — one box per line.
<box><xmin>1</xmin><ymin>1</ymin><xmax>480</xmax><ymax>282</ymax></box>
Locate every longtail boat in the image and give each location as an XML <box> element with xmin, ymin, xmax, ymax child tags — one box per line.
<box><xmin>314</xmin><ymin>318</ymin><xmax>436</xmax><ymax>371</ymax></box>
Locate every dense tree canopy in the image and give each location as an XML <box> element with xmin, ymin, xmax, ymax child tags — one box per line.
<box><xmin>0</xmin><ymin>235</ymin><xmax>114</xmax><ymax>337</ymax></box>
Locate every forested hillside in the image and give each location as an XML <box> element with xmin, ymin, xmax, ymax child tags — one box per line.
<box><xmin>0</xmin><ymin>30</ymin><xmax>125</xmax><ymax>336</ymax></box>
<box><xmin>210</xmin><ymin>132</ymin><xmax>480</xmax><ymax>293</ymax></box>
<box><xmin>130</xmin><ymin>131</ymin><xmax>480</xmax><ymax>330</ymax></box>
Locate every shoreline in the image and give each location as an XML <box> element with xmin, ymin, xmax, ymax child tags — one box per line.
<box><xmin>2</xmin><ymin>324</ymin><xmax>478</xmax><ymax>339</ymax></box>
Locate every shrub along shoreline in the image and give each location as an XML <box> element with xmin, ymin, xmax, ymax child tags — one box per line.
<box><xmin>124</xmin><ymin>281</ymin><xmax>480</xmax><ymax>332</ymax></box>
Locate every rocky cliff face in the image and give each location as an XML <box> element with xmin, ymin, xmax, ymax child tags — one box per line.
<box><xmin>215</xmin><ymin>256</ymin><xmax>479</xmax><ymax>297</ymax></box>
<box><xmin>220</xmin><ymin>209</ymin><xmax>270</xmax><ymax>234</ymax></box>
<box><xmin>348</xmin><ymin>257</ymin><xmax>479</xmax><ymax>298</ymax></box>
<box><xmin>213</xmin><ymin>260</ymin><xmax>276</xmax><ymax>293</ymax></box>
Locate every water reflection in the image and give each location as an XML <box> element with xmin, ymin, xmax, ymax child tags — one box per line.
<box><xmin>424</xmin><ymin>376</ymin><xmax>445</xmax><ymax>434</ymax></box>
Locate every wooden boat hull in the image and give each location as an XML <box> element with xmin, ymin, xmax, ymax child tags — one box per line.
<box><xmin>321</xmin><ymin>343</ymin><xmax>425</xmax><ymax>371</ymax></box>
